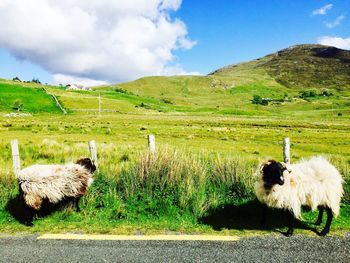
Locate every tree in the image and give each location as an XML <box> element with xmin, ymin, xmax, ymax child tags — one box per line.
<box><xmin>31</xmin><ymin>78</ymin><xmax>41</xmax><ymax>84</ymax></box>
<box><xmin>12</xmin><ymin>99</ymin><xmax>23</xmax><ymax>111</ymax></box>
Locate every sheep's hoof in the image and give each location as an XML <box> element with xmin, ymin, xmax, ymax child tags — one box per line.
<box><xmin>24</xmin><ymin>221</ymin><xmax>34</xmax><ymax>227</ymax></box>
<box><xmin>260</xmin><ymin>221</ymin><xmax>266</xmax><ymax>229</ymax></box>
<box><xmin>285</xmin><ymin>230</ymin><xmax>293</xmax><ymax>237</ymax></box>
<box><xmin>318</xmin><ymin>230</ymin><xmax>329</xmax><ymax>236</ymax></box>
<box><xmin>314</xmin><ymin>220</ymin><xmax>322</xmax><ymax>226</ymax></box>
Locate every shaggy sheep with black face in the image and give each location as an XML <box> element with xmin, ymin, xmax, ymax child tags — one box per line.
<box><xmin>17</xmin><ymin>158</ymin><xmax>96</xmax><ymax>225</ymax></box>
<box><xmin>255</xmin><ymin>156</ymin><xmax>343</xmax><ymax>236</ymax></box>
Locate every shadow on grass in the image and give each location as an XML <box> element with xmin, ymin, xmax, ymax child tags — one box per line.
<box><xmin>199</xmin><ymin>199</ymin><xmax>318</xmax><ymax>235</ymax></box>
<box><xmin>5</xmin><ymin>194</ymin><xmax>76</xmax><ymax>226</ymax></box>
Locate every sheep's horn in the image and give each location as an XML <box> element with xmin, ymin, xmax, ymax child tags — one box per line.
<box><xmin>281</xmin><ymin>162</ymin><xmax>292</xmax><ymax>173</ymax></box>
<box><xmin>260</xmin><ymin>161</ymin><xmax>272</xmax><ymax>174</ymax></box>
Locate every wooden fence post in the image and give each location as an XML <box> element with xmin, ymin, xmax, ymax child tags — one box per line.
<box><xmin>88</xmin><ymin>140</ymin><xmax>98</xmax><ymax>168</ymax></box>
<box><xmin>148</xmin><ymin>135</ymin><xmax>156</xmax><ymax>154</ymax></box>
<box><xmin>11</xmin><ymin>139</ymin><xmax>21</xmax><ymax>176</ymax></box>
<box><xmin>283</xmin><ymin>137</ymin><xmax>290</xmax><ymax>164</ymax></box>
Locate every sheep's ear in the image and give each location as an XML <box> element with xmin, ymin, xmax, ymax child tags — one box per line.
<box><xmin>76</xmin><ymin>158</ymin><xmax>96</xmax><ymax>173</ymax></box>
<box><xmin>281</xmin><ymin>162</ymin><xmax>292</xmax><ymax>173</ymax></box>
<box><xmin>260</xmin><ymin>161</ymin><xmax>272</xmax><ymax>174</ymax></box>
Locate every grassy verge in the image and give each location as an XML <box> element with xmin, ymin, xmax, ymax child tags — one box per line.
<box><xmin>0</xmin><ymin>147</ymin><xmax>349</xmax><ymax>236</ymax></box>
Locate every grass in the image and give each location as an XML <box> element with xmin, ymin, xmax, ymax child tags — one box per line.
<box><xmin>0</xmin><ymin>113</ymin><xmax>349</xmax><ymax>235</ymax></box>
<box><xmin>0</xmin><ymin>83</ymin><xmax>60</xmax><ymax>113</ymax></box>
<box><xmin>0</xmin><ymin>148</ymin><xmax>349</xmax><ymax>236</ymax></box>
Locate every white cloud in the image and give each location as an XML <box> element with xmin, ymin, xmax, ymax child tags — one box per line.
<box><xmin>0</xmin><ymin>0</ymin><xmax>196</xmax><ymax>85</ymax></box>
<box><xmin>53</xmin><ymin>74</ymin><xmax>108</xmax><ymax>87</ymax></box>
<box><xmin>318</xmin><ymin>36</ymin><xmax>350</xmax><ymax>49</ymax></box>
<box><xmin>325</xmin><ymin>15</ymin><xmax>345</xmax><ymax>28</ymax></box>
<box><xmin>312</xmin><ymin>4</ymin><xmax>333</xmax><ymax>15</ymax></box>
<box><xmin>161</xmin><ymin>64</ymin><xmax>202</xmax><ymax>76</ymax></box>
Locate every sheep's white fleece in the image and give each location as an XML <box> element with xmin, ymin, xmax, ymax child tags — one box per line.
<box><xmin>255</xmin><ymin>157</ymin><xmax>343</xmax><ymax>219</ymax></box>
<box><xmin>18</xmin><ymin>163</ymin><xmax>93</xmax><ymax>210</ymax></box>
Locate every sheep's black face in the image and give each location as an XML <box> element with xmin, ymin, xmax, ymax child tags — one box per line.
<box><xmin>261</xmin><ymin>160</ymin><xmax>287</xmax><ymax>189</ymax></box>
<box><xmin>76</xmin><ymin>158</ymin><xmax>96</xmax><ymax>174</ymax></box>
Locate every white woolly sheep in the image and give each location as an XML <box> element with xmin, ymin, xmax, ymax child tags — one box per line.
<box><xmin>17</xmin><ymin>158</ymin><xmax>96</xmax><ymax>225</ymax></box>
<box><xmin>255</xmin><ymin>156</ymin><xmax>343</xmax><ymax>236</ymax></box>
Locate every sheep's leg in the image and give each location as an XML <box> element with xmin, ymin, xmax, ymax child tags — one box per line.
<box><xmin>74</xmin><ymin>197</ymin><xmax>81</xmax><ymax>212</ymax></box>
<box><xmin>319</xmin><ymin>208</ymin><xmax>333</xmax><ymax>236</ymax></box>
<box><xmin>285</xmin><ymin>210</ymin><xmax>294</xmax><ymax>237</ymax></box>
<box><xmin>260</xmin><ymin>204</ymin><xmax>267</xmax><ymax>228</ymax></box>
<box><xmin>315</xmin><ymin>206</ymin><xmax>324</xmax><ymax>225</ymax></box>
<box><xmin>23</xmin><ymin>204</ymin><xmax>35</xmax><ymax>226</ymax></box>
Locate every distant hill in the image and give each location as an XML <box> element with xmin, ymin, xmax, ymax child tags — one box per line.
<box><xmin>212</xmin><ymin>44</ymin><xmax>350</xmax><ymax>90</ymax></box>
<box><xmin>1</xmin><ymin>44</ymin><xmax>349</xmax><ymax>116</ymax></box>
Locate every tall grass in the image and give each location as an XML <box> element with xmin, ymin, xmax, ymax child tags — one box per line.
<box><xmin>113</xmin><ymin>150</ymin><xmax>257</xmax><ymax>218</ymax></box>
<box><xmin>0</xmin><ymin>140</ymin><xmax>349</xmax><ymax>232</ymax></box>
<box><xmin>0</xmin><ymin>141</ymin><xmax>258</xmax><ymax>223</ymax></box>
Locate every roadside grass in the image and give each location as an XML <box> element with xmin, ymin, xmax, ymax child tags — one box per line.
<box><xmin>0</xmin><ymin>129</ymin><xmax>350</xmax><ymax>235</ymax></box>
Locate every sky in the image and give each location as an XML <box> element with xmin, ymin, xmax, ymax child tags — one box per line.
<box><xmin>0</xmin><ymin>0</ymin><xmax>349</xmax><ymax>86</ymax></box>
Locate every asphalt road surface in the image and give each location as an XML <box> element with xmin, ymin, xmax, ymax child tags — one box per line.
<box><xmin>0</xmin><ymin>234</ymin><xmax>349</xmax><ymax>263</ymax></box>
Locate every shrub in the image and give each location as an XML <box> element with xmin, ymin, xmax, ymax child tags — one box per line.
<box><xmin>252</xmin><ymin>95</ymin><xmax>268</xmax><ymax>106</ymax></box>
<box><xmin>115</xmin><ymin>87</ymin><xmax>135</xmax><ymax>95</ymax></box>
<box><xmin>321</xmin><ymin>90</ymin><xmax>334</xmax><ymax>97</ymax></box>
<box><xmin>160</xmin><ymin>98</ymin><xmax>173</xmax><ymax>104</ymax></box>
<box><xmin>299</xmin><ymin>90</ymin><xmax>317</xmax><ymax>99</ymax></box>
<box><xmin>137</xmin><ymin>102</ymin><xmax>151</xmax><ymax>109</ymax></box>
<box><xmin>115</xmin><ymin>87</ymin><xmax>128</xmax><ymax>94</ymax></box>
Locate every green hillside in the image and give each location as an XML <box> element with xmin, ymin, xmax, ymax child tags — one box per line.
<box><xmin>0</xmin><ymin>80</ymin><xmax>61</xmax><ymax>113</ymax></box>
<box><xmin>1</xmin><ymin>44</ymin><xmax>350</xmax><ymax>117</ymax></box>
<box><xmin>90</xmin><ymin>44</ymin><xmax>349</xmax><ymax>116</ymax></box>
<box><xmin>214</xmin><ymin>44</ymin><xmax>350</xmax><ymax>90</ymax></box>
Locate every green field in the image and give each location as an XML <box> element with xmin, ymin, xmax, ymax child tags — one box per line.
<box><xmin>0</xmin><ymin>112</ymin><xmax>349</xmax><ymax>235</ymax></box>
<box><xmin>0</xmin><ymin>81</ymin><xmax>60</xmax><ymax>113</ymax></box>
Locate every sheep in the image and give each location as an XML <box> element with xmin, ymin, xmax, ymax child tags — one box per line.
<box><xmin>255</xmin><ymin>156</ymin><xmax>343</xmax><ymax>236</ymax></box>
<box><xmin>17</xmin><ymin>158</ymin><xmax>96</xmax><ymax>225</ymax></box>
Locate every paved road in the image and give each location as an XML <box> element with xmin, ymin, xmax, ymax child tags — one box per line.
<box><xmin>0</xmin><ymin>234</ymin><xmax>349</xmax><ymax>263</ymax></box>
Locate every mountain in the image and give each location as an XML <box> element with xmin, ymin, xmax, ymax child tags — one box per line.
<box><xmin>1</xmin><ymin>44</ymin><xmax>349</xmax><ymax>116</ymax></box>
<box><xmin>211</xmin><ymin>44</ymin><xmax>350</xmax><ymax>90</ymax></box>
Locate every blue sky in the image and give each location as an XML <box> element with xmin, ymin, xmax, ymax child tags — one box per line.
<box><xmin>0</xmin><ymin>0</ymin><xmax>349</xmax><ymax>85</ymax></box>
<box><xmin>174</xmin><ymin>0</ymin><xmax>350</xmax><ymax>74</ymax></box>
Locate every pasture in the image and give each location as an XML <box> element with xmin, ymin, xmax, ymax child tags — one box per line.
<box><xmin>0</xmin><ymin>112</ymin><xmax>349</xmax><ymax>235</ymax></box>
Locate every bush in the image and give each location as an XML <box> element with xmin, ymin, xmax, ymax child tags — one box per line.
<box><xmin>115</xmin><ymin>87</ymin><xmax>128</xmax><ymax>94</ymax></box>
<box><xmin>115</xmin><ymin>87</ymin><xmax>135</xmax><ymax>95</ymax></box>
<box><xmin>160</xmin><ymin>98</ymin><xmax>173</xmax><ymax>104</ymax></box>
<box><xmin>137</xmin><ymin>102</ymin><xmax>152</xmax><ymax>109</ymax></box>
<box><xmin>320</xmin><ymin>90</ymin><xmax>333</xmax><ymax>97</ymax></box>
<box><xmin>299</xmin><ymin>90</ymin><xmax>317</xmax><ymax>99</ymax></box>
<box><xmin>252</xmin><ymin>95</ymin><xmax>268</xmax><ymax>106</ymax></box>
<box><xmin>299</xmin><ymin>89</ymin><xmax>334</xmax><ymax>99</ymax></box>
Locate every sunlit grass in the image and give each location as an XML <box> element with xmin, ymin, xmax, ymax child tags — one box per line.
<box><xmin>0</xmin><ymin>113</ymin><xmax>349</xmax><ymax>235</ymax></box>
